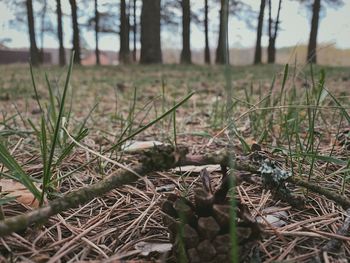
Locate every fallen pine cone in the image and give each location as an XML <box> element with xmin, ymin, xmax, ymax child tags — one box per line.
<box><xmin>162</xmin><ymin>166</ymin><xmax>262</xmax><ymax>262</ymax></box>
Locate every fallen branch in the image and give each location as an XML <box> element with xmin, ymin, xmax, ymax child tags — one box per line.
<box><xmin>0</xmin><ymin>146</ymin><xmax>188</xmax><ymax>237</ymax></box>
<box><xmin>288</xmin><ymin>177</ymin><xmax>350</xmax><ymax>209</ymax></box>
<box><xmin>0</xmin><ymin>165</ymin><xmax>142</xmax><ymax>237</ymax></box>
<box><xmin>1</xmin><ymin>147</ymin><xmax>350</xmax><ymax>237</ymax></box>
<box><xmin>175</xmin><ymin>150</ymin><xmax>350</xmax><ymax>210</ymax></box>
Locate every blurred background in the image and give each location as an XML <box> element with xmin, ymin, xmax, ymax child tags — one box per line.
<box><xmin>0</xmin><ymin>0</ymin><xmax>349</xmax><ymax>66</ymax></box>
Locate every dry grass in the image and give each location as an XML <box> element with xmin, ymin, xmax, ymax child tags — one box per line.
<box><xmin>0</xmin><ymin>63</ymin><xmax>350</xmax><ymax>262</ymax></box>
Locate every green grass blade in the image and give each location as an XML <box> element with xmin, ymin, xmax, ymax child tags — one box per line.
<box><xmin>29</xmin><ymin>63</ymin><xmax>43</xmax><ymax>114</ymax></box>
<box><xmin>45</xmin><ymin>73</ymin><xmax>57</xmax><ymax>128</ymax></box>
<box><xmin>41</xmin><ymin>52</ymin><xmax>75</xmax><ymax>199</ymax></box>
<box><xmin>106</xmin><ymin>91</ymin><xmax>195</xmax><ymax>153</ymax></box>
<box><xmin>52</xmin><ymin>91</ymin><xmax>195</xmax><ymax>184</ymax></box>
<box><xmin>54</xmin><ymin>128</ymin><xmax>89</xmax><ymax>167</ymax></box>
<box><xmin>326</xmin><ymin>88</ymin><xmax>350</xmax><ymax>124</ymax></box>
<box><xmin>40</xmin><ymin>116</ymin><xmax>49</xmax><ymax>204</ymax></box>
<box><xmin>0</xmin><ymin>142</ymin><xmax>41</xmax><ymax>199</ymax></box>
<box><xmin>0</xmin><ymin>196</ymin><xmax>17</xmax><ymax>206</ymax></box>
<box><xmin>173</xmin><ymin>100</ymin><xmax>177</xmax><ymax>147</ymax></box>
<box><xmin>279</xmin><ymin>64</ymin><xmax>289</xmax><ymax>105</ymax></box>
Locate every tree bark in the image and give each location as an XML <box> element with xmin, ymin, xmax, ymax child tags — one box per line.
<box><xmin>119</xmin><ymin>0</ymin><xmax>131</xmax><ymax>64</ymax></box>
<box><xmin>133</xmin><ymin>0</ymin><xmax>137</xmax><ymax>62</ymax></box>
<box><xmin>267</xmin><ymin>0</ymin><xmax>273</xmax><ymax>63</ymax></box>
<box><xmin>180</xmin><ymin>0</ymin><xmax>191</xmax><ymax>64</ymax></box>
<box><xmin>307</xmin><ymin>0</ymin><xmax>321</xmax><ymax>64</ymax></box>
<box><xmin>56</xmin><ymin>0</ymin><xmax>66</xmax><ymax>66</ymax></box>
<box><xmin>140</xmin><ymin>0</ymin><xmax>162</xmax><ymax>64</ymax></box>
<box><xmin>267</xmin><ymin>37</ymin><xmax>276</xmax><ymax>64</ymax></box>
<box><xmin>26</xmin><ymin>0</ymin><xmax>40</xmax><ymax>66</ymax></box>
<box><xmin>215</xmin><ymin>0</ymin><xmax>229</xmax><ymax>64</ymax></box>
<box><xmin>204</xmin><ymin>0</ymin><xmax>210</xmax><ymax>64</ymax></box>
<box><xmin>267</xmin><ymin>0</ymin><xmax>282</xmax><ymax>64</ymax></box>
<box><xmin>254</xmin><ymin>0</ymin><xmax>266</xmax><ymax>65</ymax></box>
<box><xmin>94</xmin><ymin>0</ymin><xmax>100</xmax><ymax>65</ymax></box>
<box><xmin>69</xmin><ymin>0</ymin><xmax>81</xmax><ymax>65</ymax></box>
<box><xmin>40</xmin><ymin>0</ymin><xmax>47</xmax><ymax>63</ymax></box>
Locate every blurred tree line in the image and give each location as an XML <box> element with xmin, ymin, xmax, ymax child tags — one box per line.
<box><xmin>4</xmin><ymin>0</ymin><xmax>343</xmax><ymax>66</ymax></box>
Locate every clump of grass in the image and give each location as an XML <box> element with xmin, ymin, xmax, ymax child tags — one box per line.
<box><xmin>0</xmin><ymin>53</ymin><xmax>89</xmax><ymax>205</ymax></box>
<box><xmin>0</xmin><ymin>52</ymin><xmax>197</xmax><ymax>208</ymax></box>
<box><xmin>229</xmin><ymin>63</ymin><xmax>349</xmax><ymax>196</ymax></box>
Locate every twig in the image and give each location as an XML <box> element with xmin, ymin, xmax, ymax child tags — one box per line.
<box><xmin>1</xmin><ymin>147</ymin><xmax>350</xmax><ymax>238</ymax></box>
<box><xmin>0</xmin><ymin>146</ymin><xmax>187</xmax><ymax>237</ymax></box>
<box><xmin>62</xmin><ymin>125</ymin><xmax>142</xmax><ymax>177</ymax></box>
<box><xmin>182</xmin><ymin>150</ymin><xmax>350</xmax><ymax>209</ymax></box>
<box><xmin>288</xmin><ymin>177</ymin><xmax>350</xmax><ymax>209</ymax></box>
<box><xmin>322</xmin><ymin>208</ymin><xmax>350</xmax><ymax>253</ymax></box>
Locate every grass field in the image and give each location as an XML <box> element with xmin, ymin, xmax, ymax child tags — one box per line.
<box><xmin>0</xmin><ymin>62</ymin><xmax>350</xmax><ymax>261</ymax></box>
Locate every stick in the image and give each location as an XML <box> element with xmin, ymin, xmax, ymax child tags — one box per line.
<box><xmin>288</xmin><ymin>177</ymin><xmax>350</xmax><ymax>209</ymax></box>
<box><xmin>175</xmin><ymin>150</ymin><xmax>350</xmax><ymax>210</ymax></box>
<box><xmin>1</xmin><ymin>147</ymin><xmax>350</xmax><ymax>237</ymax></box>
<box><xmin>0</xmin><ymin>146</ymin><xmax>187</xmax><ymax>237</ymax></box>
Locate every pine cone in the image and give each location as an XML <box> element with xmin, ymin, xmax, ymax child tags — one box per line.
<box><xmin>162</xmin><ymin>167</ymin><xmax>261</xmax><ymax>262</ymax></box>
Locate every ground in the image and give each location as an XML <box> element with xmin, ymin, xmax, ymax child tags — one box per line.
<box><xmin>0</xmin><ymin>63</ymin><xmax>350</xmax><ymax>262</ymax></box>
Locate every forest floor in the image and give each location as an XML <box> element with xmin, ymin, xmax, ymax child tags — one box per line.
<box><xmin>0</xmin><ymin>63</ymin><xmax>350</xmax><ymax>262</ymax></box>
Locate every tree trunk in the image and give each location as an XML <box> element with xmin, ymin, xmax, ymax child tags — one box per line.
<box><xmin>94</xmin><ymin>0</ymin><xmax>100</xmax><ymax>65</ymax></box>
<box><xmin>119</xmin><ymin>0</ymin><xmax>131</xmax><ymax>64</ymax></box>
<box><xmin>215</xmin><ymin>0</ymin><xmax>229</xmax><ymax>64</ymax></box>
<box><xmin>204</xmin><ymin>0</ymin><xmax>210</xmax><ymax>64</ymax></box>
<box><xmin>140</xmin><ymin>0</ymin><xmax>162</xmax><ymax>64</ymax></box>
<box><xmin>69</xmin><ymin>0</ymin><xmax>81</xmax><ymax>64</ymax></box>
<box><xmin>133</xmin><ymin>0</ymin><xmax>137</xmax><ymax>62</ymax></box>
<box><xmin>254</xmin><ymin>0</ymin><xmax>265</xmax><ymax>65</ymax></box>
<box><xmin>307</xmin><ymin>0</ymin><xmax>321</xmax><ymax>64</ymax></box>
<box><xmin>267</xmin><ymin>0</ymin><xmax>273</xmax><ymax>63</ymax></box>
<box><xmin>26</xmin><ymin>0</ymin><xmax>40</xmax><ymax>66</ymax></box>
<box><xmin>40</xmin><ymin>0</ymin><xmax>47</xmax><ymax>63</ymax></box>
<box><xmin>267</xmin><ymin>0</ymin><xmax>282</xmax><ymax>64</ymax></box>
<box><xmin>180</xmin><ymin>0</ymin><xmax>191</xmax><ymax>64</ymax></box>
<box><xmin>267</xmin><ymin>37</ymin><xmax>275</xmax><ymax>63</ymax></box>
<box><xmin>56</xmin><ymin>0</ymin><xmax>66</xmax><ymax>66</ymax></box>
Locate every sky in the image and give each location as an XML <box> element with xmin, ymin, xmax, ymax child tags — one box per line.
<box><xmin>0</xmin><ymin>0</ymin><xmax>349</xmax><ymax>52</ymax></box>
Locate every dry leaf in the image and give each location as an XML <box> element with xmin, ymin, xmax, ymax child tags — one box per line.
<box><xmin>134</xmin><ymin>241</ymin><xmax>172</xmax><ymax>256</ymax></box>
<box><xmin>245</xmin><ymin>137</ymin><xmax>257</xmax><ymax>147</ymax></box>
<box><xmin>0</xmin><ymin>179</ymin><xmax>42</xmax><ymax>208</ymax></box>
<box><xmin>173</xmin><ymin>164</ymin><xmax>221</xmax><ymax>173</ymax></box>
<box><xmin>256</xmin><ymin>207</ymin><xmax>288</xmax><ymax>227</ymax></box>
<box><xmin>155</xmin><ymin>184</ymin><xmax>176</xmax><ymax>193</ymax></box>
<box><xmin>121</xmin><ymin>140</ymin><xmax>164</xmax><ymax>152</ymax></box>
